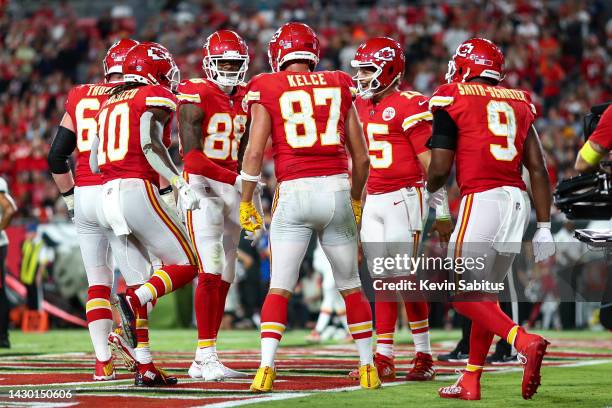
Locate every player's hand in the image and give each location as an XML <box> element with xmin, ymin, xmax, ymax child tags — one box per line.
<box><xmin>351</xmin><ymin>198</ymin><xmax>362</xmax><ymax>225</ymax></box>
<box><xmin>532</xmin><ymin>226</ymin><xmax>555</xmax><ymax>263</ymax></box>
<box><xmin>431</xmin><ymin>218</ymin><xmax>453</xmax><ymax>246</ymax></box>
<box><xmin>240</xmin><ymin>201</ymin><xmax>262</xmax><ymax>232</ymax></box>
<box><xmin>244</xmin><ymin>228</ymin><xmax>264</xmax><ymax>247</ymax></box>
<box><xmin>61</xmin><ymin>191</ymin><xmax>74</xmax><ymax>220</ymax></box>
<box><xmin>172</xmin><ymin>176</ymin><xmax>200</xmax><ymax>211</ymax></box>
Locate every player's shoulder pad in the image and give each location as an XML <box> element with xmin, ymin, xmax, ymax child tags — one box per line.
<box><xmin>176</xmin><ymin>78</ymin><xmax>213</xmax><ymax>104</ymax></box>
<box><xmin>519</xmin><ymin>88</ymin><xmax>537</xmax><ymax>115</ymax></box>
<box><xmin>394</xmin><ymin>91</ymin><xmax>433</xmax><ymax>130</ymax></box>
<box><xmin>242</xmin><ymin>73</ymin><xmax>271</xmax><ymax>109</ymax></box>
<box><xmin>428</xmin><ymin>83</ymin><xmax>457</xmax><ymax>111</ymax></box>
<box><xmin>144</xmin><ymin>84</ymin><xmax>178</xmax><ymax>112</ymax></box>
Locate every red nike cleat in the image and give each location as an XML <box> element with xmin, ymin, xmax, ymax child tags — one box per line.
<box><xmin>93</xmin><ymin>358</ymin><xmax>116</xmax><ymax>381</ymax></box>
<box><xmin>514</xmin><ymin>328</ymin><xmax>550</xmax><ymax>399</ymax></box>
<box><xmin>135</xmin><ymin>362</ymin><xmax>178</xmax><ymax>386</ymax></box>
<box><xmin>348</xmin><ymin>353</ymin><xmax>395</xmax><ymax>381</ymax></box>
<box><xmin>406</xmin><ymin>352</ymin><xmax>435</xmax><ymax>381</ymax></box>
<box><xmin>438</xmin><ymin>370</ymin><xmax>481</xmax><ymax>400</ymax></box>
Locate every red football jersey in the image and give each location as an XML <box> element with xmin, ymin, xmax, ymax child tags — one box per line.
<box><xmin>429</xmin><ymin>82</ymin><xmax>536</xmax><ymax>196</ymax></box>
<box><xmin>243</xmin><ymin>70</ymin><xmax>354</xmax><ymax>182</ymax></box>
<box><xmin>177</xmin><ymin>79</ymin><xmax>248</xmax><ymax>173</ymax></box>
<box><xmin>355</xmin><ymin>90</ymin><xmax>432</xmax><ymax>194</ymax></box>
<box><xmin>96</xmin><ymin>84</ymin><xmax>175</xmax><ymax>185</ymax></box>
<box><xmin>588</xmin><ymin>104</ymin><xmax>612</xmax><ymax>150</ymax></box>
<box><xmin>65</xmin><ymin>82</ymin><xmax>116</xmax><ymax>187</ymax></box>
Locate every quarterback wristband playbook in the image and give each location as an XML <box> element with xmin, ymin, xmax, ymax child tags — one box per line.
<box><xmin>435</xmin><ymin>187</ymin><xmax>451</xmax><ymax>220</ymax></box>
<box><xmin>240</xmin><ymin>171</ymin><xmax>261</xmax><ymax>183</ymax></box>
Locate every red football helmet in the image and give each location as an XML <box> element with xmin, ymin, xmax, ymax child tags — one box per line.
<box><xmin>203</xmin><ymin>30</ymin><xmax>249</xmax><ymax>87</ymax></box>
<box><xmin>351</xmin><ymin>37</ymin><xmax>405</xmax><ymax>99</ymax></box>
<box><xmin>445</xmin><ymin>38</ymin><xmax>505</xmax><ymax>83</ymax></box>
<box><xmin>123</xmin><ymin>42</ymin><xmax>180</xmax><ymax>91</ymax></box>
<box><xmin>104</xmin><ymin>38</ymin><xmax>139</xmax><ymax>77</ymax></box>
<box><xmin>267</xmin><ymin>22</ymin><xmax>320</xmax><ymax>72</ymax></box>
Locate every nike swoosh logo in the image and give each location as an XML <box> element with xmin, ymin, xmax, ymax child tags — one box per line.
<box><xmin>393</xmin><ymin>200</ymin><xmax>404</xmax><ymax>205</ymax></box>
<box><xmin>419</xmin><ymin>100</ymin><xmax>428</xmax><ymax>106</ymax></box>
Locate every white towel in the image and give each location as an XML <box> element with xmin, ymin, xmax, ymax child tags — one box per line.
<box><xmin>101</xmin><ymin>179</ymin><xmax>132</xmax><ymax>236</ymax></box>
<box><xmin>400</xmin><ymin>187</ymin><xmax>424</xmax><ymax>232</ymax></box>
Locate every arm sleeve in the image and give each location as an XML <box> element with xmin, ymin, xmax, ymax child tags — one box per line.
<box><xmin>48</xmin><ymin>126</ymin><xmax>77</xmax><ymax>174</ymax></box>
<box><xmin>183</xmin><ymin>150</ymin><xmax>237</xmax><ymax>185</ymax></box>
<box><xmin>427</xmin><ymin>110</ymin><xmax>458</xmax><ymax>150</ymax></box>
<box><xmin>588</xmin><ymin>105</ymin><xmax>612</xmax><ymax>151</ymax></box>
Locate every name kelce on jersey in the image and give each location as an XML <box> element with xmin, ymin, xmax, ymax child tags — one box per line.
<box><xmin>286</xmin><ymin>73</ymin><xmax>329</xmax><ymax>87</ymax></box>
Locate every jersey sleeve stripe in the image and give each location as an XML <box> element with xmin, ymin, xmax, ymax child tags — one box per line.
<box><xmin>145</xmin><ymin>97</ymin><xmax>177</xmax><ymax>111</ymax></box>
<box><xmin>176</xmin><ymin>93</ymin><xmax>201</xmax><ymax>103</ymax></box>
<box><xmin>428</xmin><ymin>96</ymin><xmax>454</xmax><ymax>109</ymax></box>
<box><xmin>245</xmin><ymin>91</ymin><xmax>260</xmax><ymax>102</ymax></box>
<box><xmin>402</xmin><ymin>111</ymin><xmax>433</xmax><ymax>130</ymax></box>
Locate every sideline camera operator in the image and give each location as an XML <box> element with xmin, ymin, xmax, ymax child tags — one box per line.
<box><xmin>575</xmin><ymin>103</ymin><xmax>612</xmax><ymax>173</ymax></box>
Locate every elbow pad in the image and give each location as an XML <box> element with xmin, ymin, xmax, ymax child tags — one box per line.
<box><xmin>48</xmin><ymin>126</ymin><xmax>76</xmax><ymax>173</ymax></box>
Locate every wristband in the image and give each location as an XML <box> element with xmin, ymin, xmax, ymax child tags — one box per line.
<box><xmin>240</xmin><ymin>170</ymin><xmax>261</xmax><ymax>183</ymax></box>
<box><xmin>159</xmin><ymin>185</ymin><xmax>173</xmax><ymax>195</ymax></box>
<box><xmin>578</xmin><ymin>141</ymin><xmax>604</xmax><ymax>166</ymax></box>
<box><xmin>536</xmin><ymin>222</ymin><xmax>551</xmax><ymax>229</ymax></box>
<box><xmin>61</xmin><ymin>187</ymin><xmax>75</xmax><ymax>197</ymax></box>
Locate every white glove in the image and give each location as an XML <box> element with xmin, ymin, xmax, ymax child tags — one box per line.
<box><xmin>424</xmin><ymin>185</ymin><xmax>445</xmax><ymax>209</ymax></box>
<box><xmin>532</xmin><ymin>226</ymin><xmax>555</xmax><ymax>263</ymax></box>
<box><xmin>172</xmin><ymin>176</ymin><xmax>200</xmax><ymax>211</ymax></box>
<box><xmin>61</xmin><ymin>191</ymin><xmax>74</xmax><ymax>219</ymax></box>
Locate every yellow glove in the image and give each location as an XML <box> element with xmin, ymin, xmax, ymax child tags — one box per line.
<box><xmin>351</xmin><ymin>198</ymin><xmax>362</xmax><ymax>225</ymax></box>
<box><xmin>240</xmin><ymin>201</ymin><xmax>263</xmax><ymax>232</ymax></box>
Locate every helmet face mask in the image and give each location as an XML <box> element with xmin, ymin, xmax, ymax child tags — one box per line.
<box><xmin>351</xmin><ymin>63</ymin><xmax>383</xmax><ymax>99</ymax></box>
<box><xmin>203</xmin><ymin>55</ymin><xmax>248</xmax><ymax>87</ymax></box>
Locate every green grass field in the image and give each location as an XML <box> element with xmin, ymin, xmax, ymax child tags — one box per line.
<box><xmin>2</xmin><ymin>328</ymin><xmax>612</xmax><ymax>407</ymax></box>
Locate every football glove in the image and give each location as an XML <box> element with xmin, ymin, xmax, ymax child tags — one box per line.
<box><xmin>351</xmin><ymin>198</ymin><xmax>362</xmax><ymax>225</ymax></box>
<box><xmin>240</xmin><ymin>201</ymin><xmax>263</xmax><ymax>232</ymax></box>
<box><xmin>172</xmin><ymin>176</ymin><xmax>199</xmax><ymax>211</ymax></box>
<box><xmin>61</xmin><ymin>189</ymin><xmax>74</xmax><ymax>219</ymax></box>
<box><xmin>424</xmin><ymin>185</ymin><xmax>445</xmax><ymax>209</ymax></box>
<box><xmin>532</xmin><ymin>225</ymin><xmax>555</xmax><ymax>263</ymax></box>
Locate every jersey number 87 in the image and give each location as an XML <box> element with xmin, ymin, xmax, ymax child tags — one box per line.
<box><xmin>279</xmin><ymin>87</ymin><xmax>341</xmax><ymax>148</ymax></box>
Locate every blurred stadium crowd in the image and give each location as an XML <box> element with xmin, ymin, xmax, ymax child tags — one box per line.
<box><xmin>1</xmin><ymin>0</ymin><xmax>610</xmax><ymax>330</ymax></box>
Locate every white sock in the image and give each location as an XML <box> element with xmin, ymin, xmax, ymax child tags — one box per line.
<box><xmin>134</xmin><ymin>286</ymin><xmax>153</xmax><ymax>306</ymax></box>
<box><xmin>195</xmin><ymin>345</ymin><xmax>216</xmax><ymax>361</ymax></box>
<box><xmin>88</xmin><ymin>319</ymin><xmax>112</xmax><ymax>361</ymax></box>
<box><xmin>338</xmin><ymin>313</ymin><xmax>349</xmax><ymax>332</ymax></box>
<box><xmin>413</xmin><ymin>332</ymin><xmax>431</xmax><ymax>354</ymax></box>
<box><xmin>376</xmin><ymin>342</ymin><xmax>394</xmax><ymax>358</ymax></box>
<box><xmin>135</xmin><ymin>346</ymin><xmax>152</xmax><ymax>364</ymax></box>
<box><xmin>260</xmin><ymin>338</ymin><xmax>280</xmax><ymax>368</ymax></box>
<box><xmin>355</xmin><ymin>337</ymin><xmax>374</xmax><ymax>366</ymax></box>
<box><xmin>315</xmin><ymin>312</ymin><xmax>332</xmax><ymax>333</ymax></box>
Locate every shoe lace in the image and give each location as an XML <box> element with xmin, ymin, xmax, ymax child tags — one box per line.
<box><xmin>441</xmin><ymin>371</ymin><xmax>464</xmax><ymax>393</ymax></box>
<box><xmin>517</xmin><ymin>352</ymin><xmax>527</xmax><ymax>365</ymax></box>
<box><xmin>410</xmin><ymin>355</ymin><xmax>432</xmax><ymax>373</ymax></box>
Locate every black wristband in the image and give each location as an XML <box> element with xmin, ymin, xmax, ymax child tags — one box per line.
<box><xmin>61</xmin><ymin>187</ymin><xmax>75</xmax><ymax>197</ymax></box>
<box><xmin>159</xmin><ymin>186</ymin><xmax>173</xmax><ymax>195</ymax></box>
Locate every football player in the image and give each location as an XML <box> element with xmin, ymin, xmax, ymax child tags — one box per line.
<box><xmin>90</xmin><ymin>42</ymin><xmax>200</xmax><ymax>386</ymax></box>
<box><xmin>240</xmin><ymin>22</ymin><xmax>380</xmax><ymax>392</ymax></box>
<box><xmin>177</xmin><ymin>30</ymin><xmax>250</xmax><ymax>380</ymax></box>
<box><xmin>350</xmin><ymin>36</ymin><xmax>452</xmax><ymax>382</ymax></box>
<box><xmin>427</xmin><ymin>38</ymin><xmax>555</xmax><ymax>400</ymax></box>
<box><xmin>48</xmin><ymin>39</ymin><xmax>144</xmax><ymax>381</ymax></box>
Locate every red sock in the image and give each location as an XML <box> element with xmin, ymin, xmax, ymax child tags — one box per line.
<box><xmin>260</xmin><ymin>293</ymin><xmax>288</xmax><ymax>340</ymax></box>
<box><xmin>375</xmin><ymin>301</ymin><xmax>397</xmax><ymax>356</ymax></box>
<box><xmin>467</xmin><ymin>321</ymin><xmax>494</xmax><ymax>368</ymax></box>
<box><xmin>452</xmin><ymin>300</ymin><xmax>515</xmax><ymax>340</ymax></box>
<box><xmin>86</xmin><ymin>285</ymin><xmax>112</xmax><ymax>323</ymax></box>
<box><xmin>345</xmin><ymin>291</ymin><xmax>373</xmax><ymax>340</ymax></box>
<box><xmin>195</xmin><ymin>273</ymin><xmax>220</xmax><ymax>348</ymax></box>
<box><xmin>145</xmin><ymin>265</ymin><xmax>197</xmax><ymax>299</ymax></box>
<box><xmin>214</xmin><ymin>280</ymin><xmax>231</xmax><ymax>337</ymax></box>
<box><xmin>405</xmin><ymin>301</ymin><xmax>429</xmax><ymax>334</ymax></box>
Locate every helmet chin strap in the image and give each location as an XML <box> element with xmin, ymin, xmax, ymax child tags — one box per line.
<box><xmin>372</xmin><ymin>74</ymin><xmax>400</xmax><ymax>99</ymax></box>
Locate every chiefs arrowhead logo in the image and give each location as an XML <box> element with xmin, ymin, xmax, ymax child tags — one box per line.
<box><xmin>455</xmin><ymin>43</ymin><xmax>474</xmax><ymax>58</ymax></box>
<box><xmin>373</xmin><ymin>47</ymin><xmax>395</xmax><ymax>62</ymax></box>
